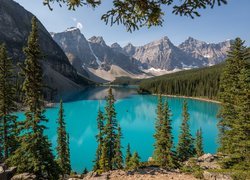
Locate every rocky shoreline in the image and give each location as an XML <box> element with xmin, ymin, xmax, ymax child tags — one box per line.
<box><xmin>153</xmin><ymin>94</ymin><xmax>221</xmax><ymax>104</ymax></box>
<box><xmin>1</xmin><ymin>154</ymin><xmax>235</xmax><ymax>180</ymax></box>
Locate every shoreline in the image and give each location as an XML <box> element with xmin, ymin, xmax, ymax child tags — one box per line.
<box><xmin>152</xmin><ymin>94</ymin><xmax>221</xmax><ymax>104</ymax></box>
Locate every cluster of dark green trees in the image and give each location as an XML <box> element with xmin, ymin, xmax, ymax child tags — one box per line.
<box><xmin>93</xmin><ymin>88</ymin><xmax>141</xmax><ymax>173</ymax></box>
<box><xmin>0</xmin><ymin>17</ymin><xmax>71</xmax><ymax>179</ymax></box>
<box><xmin>139</xmin><ymin>64</ymin><xmax>222</xmax><ymax>99</ymax></box>
<box><xmin>218</xmin><ymin>38</ymin><xmax>250</xmax><ymax>170</ymax></box>
<box><xmin>92</xmin><ymin>93</ymin><xmax>204</xmax><ymax>172</ymax></box>
<box><xmin>93</xmin><ymin>88</ymin><xmax>123</xmax><ymax>173</ymax></box>
<box><xmin>153</xmin><ymin>96</ymin><xmax>204</xmax><ymax>168</ymax></box>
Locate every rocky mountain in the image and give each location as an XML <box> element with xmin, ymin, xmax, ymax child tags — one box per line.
<box><xmin>126</xmin><ymin>36</ymin><xmax>206</xmax><ymax>70</ymax></box>
<box><xmin>52</xmin><ymin>28</ymin><xmax>232</xmax><ymax>82</ymax></box>
<box><xmin>179</xmin><ymin>37</ymin><xmax>232</xmax><ymax>65</ymax></box>
<box><xmin>122</xmin><ymin>37</ymin><xmax>232</xmax><ymax>70</ymax></box>
<box><xmin>52</xmin><ymin>29</ymin><xmax>144</xmax><ymax>82</ymax></box>
<box><xmin>0</xmin><ymin>0</ymin><xmax>91</xmax><ymax>97</ymax></box>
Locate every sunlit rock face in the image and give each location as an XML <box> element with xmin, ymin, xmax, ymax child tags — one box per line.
<box><xmin>52</xmin><ymin>29</ymin><xmax>143</xmax><ymax>82</ymax></box>
<box><xmin>51</xmin><ymin>27</ymin><xmax>231</xmax><ymax>81</ymax></box>
<box><xmin>0</xmin><ymin>0</ymin><xmax>90</xmax><ymax>95</ymax></box>
<box><xmin>126</xmin><ymin>36</ymin><xmax>205</xmax><ymax>70</ymax></box>
<box><xmin>179</xmin><ymin>37</ymin><xmax>232</xmax><ymax>65</ymax></box>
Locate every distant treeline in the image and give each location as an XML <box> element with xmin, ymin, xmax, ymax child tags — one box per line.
<box><xmin>139</xmin><ymin>48</ymin><xmax>250</xmax><ymax>100</ymax></box>
<box><xmin>138</xmin><ymin>63</ymin><xmax>224</xmax><ymax>99</ymax></box>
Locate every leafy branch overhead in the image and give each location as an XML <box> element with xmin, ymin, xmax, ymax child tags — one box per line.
<box><xmin>43</xmin><ymin>0</ymin><xmax>227</xmax><ymax>32</ymax></box>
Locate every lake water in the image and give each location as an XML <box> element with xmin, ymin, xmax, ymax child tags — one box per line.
<box><xmin>16</xmin><ymin>87</ymin><xmax>220</xmax><ymax>173</ymax></box>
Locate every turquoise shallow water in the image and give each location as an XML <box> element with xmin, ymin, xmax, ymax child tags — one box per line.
<box><xmin>16</xmin><ymin>87</ymin><xmax>220</xmax><ymax>173</ymax></box>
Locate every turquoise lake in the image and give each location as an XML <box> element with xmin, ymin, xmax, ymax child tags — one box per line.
<box><xmin>16</xmin><ymin>87</ymin><xmax>220</xmax><ymax>173</ymax></box>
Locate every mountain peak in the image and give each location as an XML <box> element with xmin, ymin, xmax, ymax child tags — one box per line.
<box><xmin>186</xmin><ymin>37</ymin><xmax>201</xmax><ymax>43</ymax></box>
<box><xmin>161</xmin><ymin>36</ymin><xmax>170</xmax><ymax>41</ymax></box>
<box><xmin>124</xmin><ymin>43</ymin><xmax>135</xmax><ymax>48</ymax></box>
<box><xmin>89</xmin><ymin>36</ymin><xmax>106</xmax><ymax>46</ymax></box>
<box><xmin>65</xmin><ymin>27</ymin><xmax>80</xmax><ymax>33</ymax></box>
<box><xmin>111</xmin><ymin>42</ymin><xmax>122</xmax><ymax>49</ymax></box>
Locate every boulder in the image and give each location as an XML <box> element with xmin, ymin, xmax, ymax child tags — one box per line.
<box><xmin>148</xmin><ymin>157</ymin><xmax>154</xmax><ymax>162</ymax></box>
<box><xmin>11</xmin><ymin>173</ymin><xmax>36</xmax><ymax>180</ymax></box>
<box><xmin>0</xmin><ymin>164</ymin><xmax>16</xmax><ymax>180</ymax></box>
<box><xmin>198</xmin><ymin>153</ymin><xmax>216</xmax><ymax>162</ymax></box>
<box><xmin>203</xmin><ymin>171</ymin><xmax>232</xmax><ymax>180</ymax></box>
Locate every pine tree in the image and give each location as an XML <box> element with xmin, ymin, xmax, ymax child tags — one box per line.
<box><xmin>218</xmin><ymin>38</ymin><xmax>250</xmax><ymax>169</ymax></box>
<box><xmin>93</xmin><ymin>109</ymin><xmax>104</xmax><ymax>171</ymax></box>
<box><xmin>0</xmin><ymin>44</ymin><xmax>18</xmax><ymax>160</ymax></box>
<box><xmin>153</xmin><ymin>95</ymin><xmax>164</xmax><ymax>162</ymax></box>
<box><xmin>161</xmin><ymin>101</ymin><xmax>175</xmax><ymax>168</ymax></box>
<box><xmin>195</xmin><ymin>128</ymin><xmax>204</xmax><ymax>157</ymax></box>
<box><xmin>153</xmin><ymin>98</ymin><xmax>175</xmax><ymax>168</ymax></box>
<box><xmin>125</xmin><ymin>143</ymin><xmax>132</xmax><ymax>169</ymax></box>
<box><xmin>176</xmin><ymin>100</ymin><xmax>195</xmax><ymax>162</ymax></box>
<box><xmin>99</xmin><ymin>141</ymin><xmax>109</xmax><ymax>172</ymax></box>
<box><xmin>112</xmin><ymin>125</ymin><xmax>123</xmax><ymax>169</ymax></box>
<box><xmin>83</xmin><ymin>167</ymin><xmax>88</xmax><ymax>174</ymax></box>
<box><xmin>129</xmin><ymin>152</ymin><xmax>140</xmax><ymax>170</ymax></box>
<box><xmin>56</xmin><ymin>99</ymin><xmax>71</xmax><ymax>175</ymax></box>
<box><xmin>66</xmin><ymin>133</ymin><xmax>71</xmax><ymax>173</ymax></box>
<box><xmin>7</xmin><ymin>17</ymin><xmax>60</xmax><ymax>179</ymax></box>
<box><xmin>102</xmin><ymin>87</ymin><xmax>119</xmax><ymax>170</ymax></box>
<box><xmin>94</xmin><ymin>88</ymin><xmax>123</xmax><ymax>172</ymax></box>
<box><xmin>235</xmin><ymin>64</ymin><xmax>250</xmax><ymax>168</ymax></box>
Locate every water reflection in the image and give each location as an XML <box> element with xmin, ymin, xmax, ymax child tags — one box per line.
<box><xmin>56</xmin><ymin>86</ymin><xmax>138</xmax><ymax>102</ymax></box>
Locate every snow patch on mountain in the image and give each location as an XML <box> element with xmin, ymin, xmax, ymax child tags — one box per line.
<box><xmin>87</xmin><ymin>41</ymin><xmax>102</xmax><ymax>66</ymax></box>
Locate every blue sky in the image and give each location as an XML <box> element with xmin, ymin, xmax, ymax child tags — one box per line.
<box><xmin>14</xmin><ymin>0</ymin><xmax>250</xmax><ymax>46</ymax></box>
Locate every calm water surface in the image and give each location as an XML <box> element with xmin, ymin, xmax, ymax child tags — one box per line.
<box><xmin>16</xmin><ymin>87</ymin><xmax>220</xmax><ymax>173</ymax></box>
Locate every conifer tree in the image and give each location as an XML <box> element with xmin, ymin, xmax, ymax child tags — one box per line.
<box><xmin>129</xmin><ymin>152</ymin><xmax>140</xmax><ymax>170</ymax></box>
<box><xmin>0</xmin><ymin>143</ymin><xmax>2</xmax><ymax>161</ymax></box>
<box><xmin>236</xmin><ymin>64</ymin><xmax>250</xmax><ymax>168</ymax></box>
<box><xmin>7</xmin><ymin>17</ymin><xmax>59</xmax><ymax>179</ymax></box>
<box><xmin>102</xmin><ymin>87</ymin><xmax>119</xmax><ymax>170</ymax></box>
<box><xmin>93</xmin><ymin>109</ymin><xmax>104</xmax><ymax>171</ymax></box>
<box><xmin>56</xmin><ymin>99</ymin><xmax>71</xmax><ymax>175</ymax></box>
<box><xmin>218</xmin><ymin>38</ymin><xmax>250</xmax><ymax>169</ymax></box>
<box><xmin>99</xmin><ymin>141</ymin><xmax>109</xmax><ymax>172</ymax></box>
<box><xmin>112</xmin><ymin>125</ymin><xmax>123</xmax><ymax>169</ymax></box>
<box><xmin>125</xmin><ymin>143</ymin><xmax>132</xmax><ymax>169</ymax></box>
<box><xmin>195</xmin><ymin>128</ymin><xmax>204</xmax><ymax>157</ymax></box>
<box><xmin>154</xmin><ymin>98</ymin><xmax>175</xmax><ymax>168</ymax></box>
<box><xmin>153</xmin><ymin>95</ymin><xmax>164</xmax><ymax>161</ymax></box>
<box><xmin>176</xmin><ymin>100</ymin><xmax>195</xmax><ymax>162</ymax></box>
<box><xmin>95</xmin><ymin>88</ymin><xmax>123</xmax><ymax>172</ymax></box>
<box><xmin>0</xmin><ymin>44</ymin><xmax>18</xmax><ymax>160</ymax></box>
<box><xmin>66</xmin><ymin>133</ymin><xmax>71</xmax><ymax>172</ymax></box>
<box><xmin>83</xmin><ymin>168</ymin><xmax>88</xmax><ymax>174</ymax></box>
<box><xmin>162</xmin><ymin>101</ymin><xmax>175</xmax><ymax>168</ymax></box>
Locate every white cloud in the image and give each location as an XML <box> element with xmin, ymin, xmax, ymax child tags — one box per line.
<box><xmin>71</xmin><ymin>17</ymin><xmax>83</xmax><ymax>30</ymax></box>
<box><xmin>77</xmin><ymin>22</ymin><xmax>83</xmax><ymax>30</ymax></box>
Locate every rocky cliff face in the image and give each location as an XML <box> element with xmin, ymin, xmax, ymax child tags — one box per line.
<box><xmin>52</xmin><ymin>29</ymin><xmax>232</xmax><ymax>82</ymax></box>
<box><xmin>179</xmin><ymin>37</ymin><xmax>232</xmax><ymax>65</ymax></box>
<box><xmin>128</xmin><ymin>36</ymin><xmax>206</xmax><ymax>70</ymax></box>
<box><xmin>122</xmin><ymin>37</ymin><xmax>232</xmax><ymax>70</ymax></box>
<box><xmin>52</xmin><ymin>30</ymin><xmax>143</xmax><ymax>82</ymax></box>
<box><xmin>0</xmin><ymin>0</ymin><xmax>90</xmax><ymax>96</ymax></box>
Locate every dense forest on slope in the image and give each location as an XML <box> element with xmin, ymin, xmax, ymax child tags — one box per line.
<box><xmin>138</xmin><ymin>63</ymin><xmax>225</xmax><ymax>99</ymax></box>
<box><xmin>139</xmin><ymin>52</ymin><xmax>250</xmax><ymax>99</ymax></box>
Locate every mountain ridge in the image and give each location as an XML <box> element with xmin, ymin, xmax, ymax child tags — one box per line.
<box><xmin>51</xmin><ymin>27</ymin><xmax>232</xmax><ymax>82</ymax></box>
<box><xmin>0</xmin><ymin>0</ymin><xmax>92</xmax><ymax>99</ymax></box>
